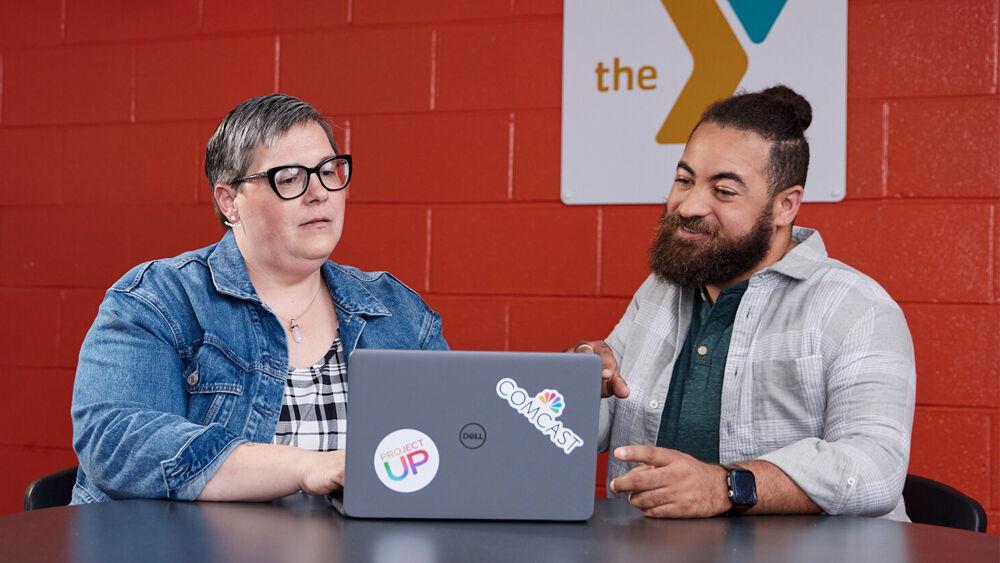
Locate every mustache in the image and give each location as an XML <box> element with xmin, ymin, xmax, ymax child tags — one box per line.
<box><xmin>660</xmin><ymin>212</ymin><xmax>719</xmax><ymax>236</ymax></box>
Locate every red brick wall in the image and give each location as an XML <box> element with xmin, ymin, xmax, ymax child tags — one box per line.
<box><xmin>0</xmin><ymin>0</ymin><xmax>996</xmax><ymax>533</ymax></box>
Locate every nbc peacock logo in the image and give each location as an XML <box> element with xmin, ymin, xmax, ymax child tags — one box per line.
<box><xmin>536</xmin><ymin>390</ymin><xmax>564</xmax><ymax>415</ymax></box>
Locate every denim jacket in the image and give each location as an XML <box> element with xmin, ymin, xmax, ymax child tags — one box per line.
<box><xmin>71</xmin><ymin>231</ymin><xmax>447</xmax><ymax>504</ymax></box>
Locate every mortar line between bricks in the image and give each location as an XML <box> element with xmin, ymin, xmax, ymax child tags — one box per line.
<box><xmin>848</xmin><ymin>93</ymin><xmax>1000</xmax><ymax>103</ymax></box>
<box><xmin>3</xmin><ymin>284</ymin><xmax>999</xmax><ymax>304</ymax></box>
<box><xmin>273</xmin><ymin>35</ymin><xmax>281</xmax><ymax>92</ymax></box>
<box><xmin>59</xmin><ymin>0</ymin><xmax>67</xmax><ymax>40</ymax></box>
<box><xmin>429</xmin><ymin>30</ymin><xmax>437</xmax><ymax>110</ymax></box>
<box><xmin>913</xmin><ymin>405</ymin><xmax>1000</xmax><ymax>413</ymax></box>
<box><xmin>0</xmin><ymin>15</ymin><xmax>563</xmax><ymax>53</ymax></box>
<box><xmin>0</xmin><ymin>54</ymin><xmax>4</xmax><ymax>126</ymax></box>
<box><xmin>129</xmin><ymin>47</ymin><xmax>136</xmax><ymax>123</ymax></box>
<box><xmin>424</xmin><ymin>293</ymin><xmax>632</xmax><ymax>301</ymax></box>
<box><xmin>347</xmin><ymin>198</ymin><xmax>1000</xmax><ymax>207</ymax></box>
<box><xmin>506</xmin><ymin>112</ymin><xmax>514</xmax><ymax>199</ymax></box>
<box><xmin>0</xmin><ymin>109</ymin><xmax>560</xmax><ymax>127</ymax></box>
<box><xmin>990</xmin><ymin>205</ymin><xmax>997</xmax><ymax>302</ymax></box>
<box><xmin>993</xmin><ymin>0</ymin><xmax>999</xmax><ymax>94</ymax></box>
<box><xmin>423</xmin><ymin>293</ymin><xmax>1000</xmax><ymax>305</ymax></box>
<box><xmin>0</xmin><ymin>362</ymin><xmax>77</xmax><ymax>370</ymax></box>
<box><xmin>424</xmin><ymin>207</ymin><xmax>432</xmax><ymax>293</ymax></box>
<box><xmin>503</xmin><ymin>302</ymin><xmax>511</xmax><ymax>351</ymax></box>
<box><xmin>595</xmin><ymin>208</ymin><xmax>603</xmax><ymax>295</ymax></box>
<box><xmin>880</xmin><ymin>102</ymin><xmax>889</xmax><ymax>196</ymax></box>
<box><xmin>0</xmin><ymin>443</ymin><xmax>74</xmax><ymax>452</ymax></box>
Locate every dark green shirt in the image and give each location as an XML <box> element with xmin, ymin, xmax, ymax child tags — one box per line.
<box><xmin>655</xmin><ymin>280</ymin><xmax>749</xmax><ymax>463</ymax></box>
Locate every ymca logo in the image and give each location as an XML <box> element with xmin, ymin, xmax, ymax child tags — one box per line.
<box><xmin>654</xmin><ymin>0</ymin><xmax>787</xmax><ymax>143</ymax></box>
<box><xmin>373</xmin><ymin>428</ymin><xmax>440</xmax><ymax>493</ymax></box>
<box><xmin>561</xmin><ymin>1</ymin><xmax>845</xmax><ymax>205</ymax></box>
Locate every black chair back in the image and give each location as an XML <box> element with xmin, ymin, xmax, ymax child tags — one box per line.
<box><xmin>903</xmin><ymin>474</ymin><xmax>987</xmax><ymax>533</ymax></box>
<box><xmin>23</xmin><ymin>466</ymin><xmax>78</xmax><ymax>511</ymax></box>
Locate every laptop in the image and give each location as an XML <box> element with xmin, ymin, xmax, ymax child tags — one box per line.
<box><xmin>330</xmin><ymin>349</ymin><xmax>603</xmax><ymax>520</ymax></box>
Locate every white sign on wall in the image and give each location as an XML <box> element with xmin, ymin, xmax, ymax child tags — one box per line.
<box><xmin>561</xmin><ymin>1</ymin><xmax>847</xmax><ymax>204</ymax></box>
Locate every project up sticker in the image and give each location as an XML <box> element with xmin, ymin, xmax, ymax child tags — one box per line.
<box><xmin>373</xmin><ymin>428</ymin><xmax>440</xmax><ymax>493</ymax></box>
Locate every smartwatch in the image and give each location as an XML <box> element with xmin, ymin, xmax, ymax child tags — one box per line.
<box><xmin>722</xmin><ymin>465</ymin><xmax>758</xmax><ymax>515</ymax></box>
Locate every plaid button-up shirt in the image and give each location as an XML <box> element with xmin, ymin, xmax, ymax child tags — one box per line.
<box><xmin>600</xmin><ymin>227</ymin><xmax>916</xmax><ymax>520</ymax></box>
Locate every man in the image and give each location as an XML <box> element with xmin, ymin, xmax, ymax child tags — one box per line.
<box><xmin>576</xmin><ymin>85</ymin><xmax>915</xmax><ymax>520</ymax></box>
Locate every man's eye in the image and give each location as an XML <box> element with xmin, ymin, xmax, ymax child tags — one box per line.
<box><xmin>716</xmin><ymin>188</ymin><xmax>736</xmax><ymax>198</ymax></box>
<box><xmin>674</xmin><ymin>177</ymin><xmax>692</xmax><ymax>187</ymax></box>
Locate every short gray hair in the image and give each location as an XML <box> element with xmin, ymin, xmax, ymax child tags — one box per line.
<box><xmin>205</xmin><ymin>93</ymin><xmax>340</xmax><ymax>225</ymax></box>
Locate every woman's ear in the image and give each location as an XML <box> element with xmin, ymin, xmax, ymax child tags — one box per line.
<box><xmin>214</xmin><ymin>183</ymin><xmax>239</xmax><ymax>221</ymax></box>
<box><xmin>772</xmin><ymin>185</ymin><xmax>803</xmax><ymax>228</ymax></box>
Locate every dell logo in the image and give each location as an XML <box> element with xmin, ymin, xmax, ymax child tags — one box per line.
<box><xmin>459</xmin><ymin>423</ymin><xmax>487</xmax><ymax>449</ymax></box>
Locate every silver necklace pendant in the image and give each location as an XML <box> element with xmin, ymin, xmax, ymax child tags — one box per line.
<box><xmin>290</xmin><ymin>319</ymin><xmax>303</xmax><ymax>343</ymax></box>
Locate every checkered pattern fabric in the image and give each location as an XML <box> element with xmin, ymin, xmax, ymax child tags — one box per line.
<box><xmin>273</xmin><ymin>337</ymin><xmax>347</xmax><ymax>451</ymax></box>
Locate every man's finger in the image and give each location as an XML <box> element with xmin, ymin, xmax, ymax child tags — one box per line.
<box><xmin>623</xmin><ymin>463</ymin><xmax>654</xmax><ymax>474</ymax></box>
<box><xmin>628</xmin><ymin>486</ymin><xmax>675</xmax><ymax>510</ymax></box>
<box><xmin>611</xmin><ymin>466</ymin><xmax>669</xmax><ymax>494</ymax></box>
<box><xmin>610</xmin><ymin>463</ymin><xmax>654</xmax><ymax>493</ymax></box>
<box><xmin>610</xmin><ymin>374</ymin><xmax>630</xmax><ymax>398</ymax></box>
<box><xmin>613</xmin><ymin>445</ymin><xmax>683</xmax><ymax>466</ymax></box>
<box><xmin>592</xmin><ymin>341</ymin><xmax>616</xmax><ymax>362</ymax></box>
<box><xmin>642</xmin><ymin>503</ymin><xmax>683</xmax><ymax>519</ymax></box>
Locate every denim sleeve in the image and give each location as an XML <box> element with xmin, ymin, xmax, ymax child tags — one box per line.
<box><xmin>419</xmin><ymin>310</ymin><xmax>449</xmax><ymax>350</ymax></box>
<box><xmin>758</xmin><ymin>302</ymin><xmax>916</xmax><ymax>517</ymax></box>
<box><xmin>72</xmin><ymin>287</ymin><xmax>245</xmax><ymax>501</ymax></box>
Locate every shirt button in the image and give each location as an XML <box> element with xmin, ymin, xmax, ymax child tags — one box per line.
<box><xmin>847</xmin><ymin>477</ymin><xmax>856</xmax><ymax>486</ymax></box>
<box><xmin>697</xmin><ymin>345</ymin><xmax>709</xmax><ymax>356</ymax></box>
<box><xmin>186</xmin><ymin>372</ymin><xmax>199</xmax><ymax>386</ymax></box>
<box><xmin>649</xmin><ymin>400</ymin><xmax>659</xmax><ymax>409</ymax></box>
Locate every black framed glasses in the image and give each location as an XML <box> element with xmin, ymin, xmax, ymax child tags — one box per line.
<box><xmin>232</xmin><ymin>154</ymin><xmax>352</xmax><ymax>200</ymax></box>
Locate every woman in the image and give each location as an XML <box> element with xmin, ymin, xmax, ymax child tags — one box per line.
<box><xmin>71</xmin><ymin>94</ymin><xmax>447</xmax><ymax>503</ymax></box>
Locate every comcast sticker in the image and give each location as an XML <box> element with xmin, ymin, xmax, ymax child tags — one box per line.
<box><xmin>496</xmin><ymin>378</ymin><xmax>584</xmax><ymax>454</ymax></box>
<box><xmin>373</xmin><ymin>429</ymin><xmax>440</xmax><ymax>493</ymax></box>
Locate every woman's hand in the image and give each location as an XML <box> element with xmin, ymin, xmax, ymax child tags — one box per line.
<box><xmin>200</xmin><ymin>443</ymin><xmax>346</xmax><ymax>501</ymax></box>
<box><xmin>298</xmin><ymin>450</ymin><xmax>346</xmax><ymax>495</ymax></box>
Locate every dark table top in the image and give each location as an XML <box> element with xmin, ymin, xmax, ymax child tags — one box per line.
<box><xmin>1</xmin><ymin>495</ymin><xmax>996</xmax><ymax>563</ymax></box>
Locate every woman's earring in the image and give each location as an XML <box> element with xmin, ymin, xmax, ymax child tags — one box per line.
<box><xmin>224</xmin><ymin>216</ymin><xmax>241</xmax><ymax>228</ymax></box>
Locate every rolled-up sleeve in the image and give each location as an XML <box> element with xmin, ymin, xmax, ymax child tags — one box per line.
<box><xmin>72</xmin><ymin>287</ymin><xmax>245</xmax><ymax>501</ymax></box>
<box><xmin>759</xmin><ymin>302</ymin><xmax>916</xmax><ymax>516</ymax></box>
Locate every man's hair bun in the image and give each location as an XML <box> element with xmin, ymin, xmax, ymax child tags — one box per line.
<box><xmin>762</xmin><ymin>85</ymin><xmax>812</xmax><ymax>132</ymax></box>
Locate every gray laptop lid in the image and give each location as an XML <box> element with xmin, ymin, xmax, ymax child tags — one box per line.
<box><xmin>341</xmin><ymin>350</ymin><xmax>602</xmax><ymax>520</ymax></box>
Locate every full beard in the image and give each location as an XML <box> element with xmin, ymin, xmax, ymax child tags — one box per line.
<box><xmin>648</xmin><ymin>205</ymin><xmax>774</xmax><ymax>289</ymax></box>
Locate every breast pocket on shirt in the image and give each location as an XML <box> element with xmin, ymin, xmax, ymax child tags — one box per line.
<box><xmin>750</xmin><ymin>355</ymin><xmax>825</xmax><ymax>449</ymax></box>
<box><xmin>185</xmin><ymin>336</ymin><xmax>247</xmax><ymax>427</ymax></box>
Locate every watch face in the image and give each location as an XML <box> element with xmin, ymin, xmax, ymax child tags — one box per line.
<box><xmin>729</xmin><ymin>470</ymin><xmax>758</xmax><ymax>505</ymax></box>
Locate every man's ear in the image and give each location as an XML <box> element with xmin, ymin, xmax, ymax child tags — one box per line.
<box><xmin>772</xmin><ymin>185</ymin><xmax>803</xmax><ymax>229</ymax></box>
<box><xmin>214</xmin><ymin>184</ymin><xmax>239</xmax><ymax>219</ymax></box>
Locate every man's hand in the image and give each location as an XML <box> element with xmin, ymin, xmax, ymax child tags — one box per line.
<box><xmin>609</xmin><ymin>445</ymin><xmax>731</xmax><ymax>518</ymax></box>
<box><xmin>571</xmin><ymin>340</ymin><xmax>629</xmax><ymax>398</ymax></box>
<box><xmin>298</xmin><ymin>450</ymin><xmax>346</xmax><ymax>496</ymax></box>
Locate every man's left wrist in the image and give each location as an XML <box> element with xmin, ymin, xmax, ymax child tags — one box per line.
<box><xmin>721</xmin><ymin>464</ymin><xmax>758</xmax><ymax>515</ymax></box>
<box><xmin>712</xmin><ymin>464</ymin><xmax>735</xmax><ymax>515</ymax></box>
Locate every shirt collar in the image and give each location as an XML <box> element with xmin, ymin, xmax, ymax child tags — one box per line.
<box><xmin>207</xmin><ymin>230</ymin><xmax>390</xmax><ymax>316</ymax></box>
<box><xmin>762</xmin><ymin>226</ymin><xmax>828</xmax><ymax>281</ymax></box>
